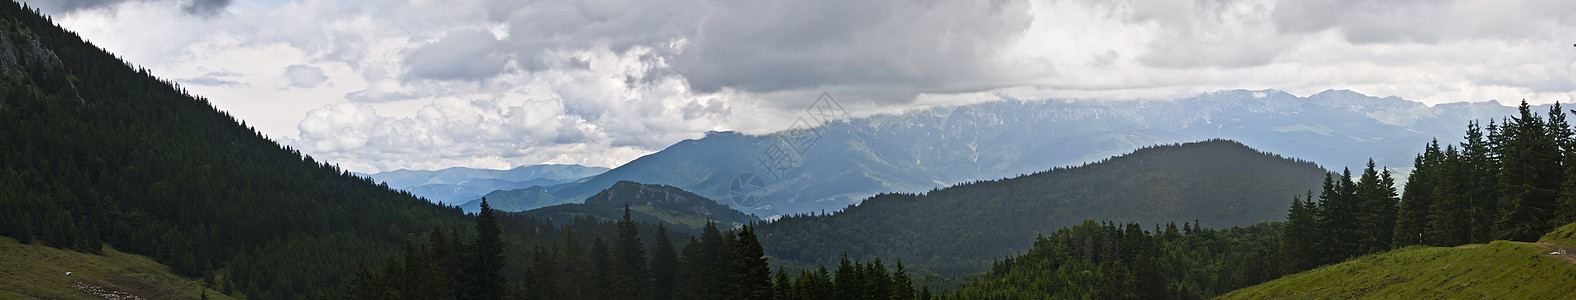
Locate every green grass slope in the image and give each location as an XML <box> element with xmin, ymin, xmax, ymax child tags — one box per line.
<box><xmin>1219</xmin><ymin>226</ymin><xmax>1576</xmax><ymax>299</ymax></box>
<box><xmin>0</xmin><ymin>236</ymin><xmax>234</xmax><ymax>300</ymax></box>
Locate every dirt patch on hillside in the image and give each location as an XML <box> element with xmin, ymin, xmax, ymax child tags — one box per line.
<box><xmin>1536</xmin><ymin>242</ymin><xmax>1576</xmax><ymax>265</ymax></box>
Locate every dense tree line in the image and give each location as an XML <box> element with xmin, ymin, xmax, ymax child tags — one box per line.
<box><xmin>1279</xmin><ymin>161</ymin><xmax>1400</xmax><ymax>269</ymax></box>
<box><xmin>1283</xmin><ymin>101</ymin><xmax>1576</xmax><ymax>271</ymax></box>
<box><xmin>1398</xmin><ymin>101</ymin><xmax>1576</xmax><ymax>244</ymax></box>
<box><xmin>948</xmin><ymin>220</ymin><xmax>1287</xmax><ymax>299</ymax></box>
<box><xmin>350</xmin><ymin>203</ymin><xmax>921</xmax><ymax>300</ymax></box>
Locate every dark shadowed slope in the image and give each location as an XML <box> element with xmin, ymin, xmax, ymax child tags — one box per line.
<box><xmin>755</xmin><ymin>140</ymin><xmax>1327</xmax><ymax>275</ymax></box>
<box><xmin>519</xmin><ymin>181</ymin><xmax>757</xmax><ymax>234</ymax></box>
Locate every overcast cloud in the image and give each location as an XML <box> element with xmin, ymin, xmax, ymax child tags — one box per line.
<box><xmin>24</xmin><ymin>0</ymin><xmax>1576</xmax><ymax>172</ymax></box>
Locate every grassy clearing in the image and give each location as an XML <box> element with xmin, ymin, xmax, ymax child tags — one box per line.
<box><xmin>1541</xmin><ymin>222</ymin><xmax>1576</xmax><ymax>246</ymax></box>
<box><xmin>0</xmin><ymin>236</ymin><xmax>234</xmax><ymax>299</ymax></box>
<box><xmin>1219</xmin><ymin>228</ymin><xmax>1576</xmax><ymax>299</ymax></box>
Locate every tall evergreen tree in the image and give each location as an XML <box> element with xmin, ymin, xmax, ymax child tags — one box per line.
<box><xmin>469</xmin><ymin>198</ymin><xmax>506</xmax><ymax>300</ymax></box>
<box><xmin>1427</xmin><ymin>146</ymin><xmax>1469</xmax><ymax>246</ymax></box>
<box><xmin>1282</xmin><ymin>192</ymin><xmax>1318</xmax><ymax>270</ymax></box>
<box><xmin>1395</xmin><ymin>142</ymin><xmax>1440</xmax><ymax>247</ymax></box>
<box><xmin>1496</xmin><ymin>100</ymin><xmax>1562</xmax><ymax>241</ymax></box>
<box><xmin>891</xmin><ymin>261</ymin><xmax>916</xmax><ymax>300</ymax></box>
<box><xmin>589</xmin><ymin>237</ymin><xmax>612</xmax><ymax>300</ymax></box>
<box><xmin>650</xmin><ymin>224</ymin><xmax>678</xmax><ymax>300</ymax></box>
<box><xmin>731</xmin><ymin>225</ymin><xmax>773</xmax><ymax>300</ymax></box>
<box><xmin>1354</xmin><ymin>159</ymin><xmax>1395</xmax><ymax>253</ymax></box>
<box><xmin>1461</xmin><ymin>121</ymin><xmax>1500</xmax><ymax>243</ymax></box>
<box><xmin>610</xmin><ymin>205</ymin><xmax>651</xmax><ymax>299</ymax></box>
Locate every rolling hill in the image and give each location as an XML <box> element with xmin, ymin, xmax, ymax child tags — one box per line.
<box><xmin>1219</xmin><ymin>222</ymin><xmax>1576</xmax><ymax>299</ymax></box>
<box><xmin>754</xmin><ymin>139</ymin><xmax>1328</xmax><ymax>275</ymax></box>
<box><xmin>517</xmin><ymin>181</ymin><xmax>757</xmax><ymax>234</ymax></box>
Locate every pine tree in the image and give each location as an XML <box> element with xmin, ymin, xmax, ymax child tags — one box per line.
<box><xmin>891</xmin><ymin>261</ymin><xmax>916</xmax><ymax>300</ymax></box>
<box><xmin>834</xmin><ymin>253</ymin><xmax>862</xmax><ymax>299</ymax></box>
<box><xmin>773</xmin><ymin>268</ymin><xmax>793</xmax><ymax>300</ymax></box>
<box><xmin>1461</xmin><ymin>121</ymin><xmax>1500</xmax><ymax>243</ymax></box>
<box><xmin>589</xmin><ymin>237</ymin><xmax>612</xmax><ymax>300</ymax></box>
<box><xmin>731</xmin><ymin>225</ymin><xmax>773</xmax><ymax>300</ymax></box>
<box><xmin>1497</xmin><ymin>100</ymin><xmax>1562</xmax><ymax>241</ymax></box>
<box><xmin>650</xmin><ymin>224</ymin><xmax>678</xmax><ymax>300</ymax></box>
<box><xmin>1354</xmin><ymin>159</ymin><xmax>1390</xmax><ymax>253</ymax></box>
<box><xmin>609</xmin><ymin>205</ymin><xmax>651</xmax><ymax>299</ymax></box>
<box><xmin>1282</xmin><ymin>191</ymin><xmax>1317</xmax><ymax>271</ymax></box>
<box><xmin>556</xmin><ymin>226</ymin><xmax>590</xmax><ymax>300</ymax></box>
<box><xmin>468</xmin><ymin>198</ymin><xmax>506</xmax><ymax>300</ymax></box>
<box><xmin>1395</xmin><ymin>142</ymin><xmax>1440</xmax><ymax>247</ymax></box>
<box><xmin>1427</xmin><ymin>146</ymin><xmax>1469</xmax><ymax>246</ymax></box>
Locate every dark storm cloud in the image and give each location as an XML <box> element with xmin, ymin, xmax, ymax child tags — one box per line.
<box><xmin>404</xmin><ymin>28</ymin><xmax>511</xmax><ymax>81</ymax></box>
<box><xmin>180</xmin><ymin>0</ymin><xmax>231</xmax><ymax>17</ymax></box>
<box><xmin>419</xmin><ymin>0</ymin><xmax>1032</xmax><ymax>103</ymax></box>
<box><xmin>671</xmin><ymin>0</ymin><xmax>1033</xmax><ymax>98</ymax></box>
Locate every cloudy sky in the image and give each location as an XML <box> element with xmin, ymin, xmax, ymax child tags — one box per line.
<box><xmin>23</xmin><ymin>0</ymin><xmax>1576</xmax><ymax>172</ymax></box>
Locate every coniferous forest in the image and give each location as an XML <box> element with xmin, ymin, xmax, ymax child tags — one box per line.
<box><xmin>4</xmin><ymin>0</ymin><xmax>1576</xmax><ymax>298</ymax></box>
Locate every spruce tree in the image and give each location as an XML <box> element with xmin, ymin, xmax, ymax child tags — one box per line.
<box><xmin>1461</xmin><ymin>121</ymin><xmax>1500</xmax><ymax>243</ymax></box>
<box><xmin>589</xmin><ymin>237</ymin><xmax>612</xmax><ymax>300</ymax></box>
<box><xmin>650</xmin><ymin>224</ymin><xmax>678</xmax><ymax>300</ymax></box>
<box><xmin>609</xmin><ymin>205</ymin><xmax>651</xmax><ymax>299</ymax></box>
<box><xmin>1497</xmin><ymin>100</ymin><xmax>1562</xmax><ymax>241</ymax></box>
<box><xmin>1282</xmin><ymin>192</ymin><xmax>1317</xmax><ymax>271</ymax></box>
<box><xmin>468</xmin><ymin>198</ymin><xmax>506</xmax><ymax>300</ymax></box>
<box><xmin>1427</xmin><ymin>146</ymin><xmax>1468</xmax><ymax>246</ymax></box>
<box><xmin>1395</xmin><ymin>142</ymin><xmax>1439</xmax><ymax>247</ymax></box>
<box><xmin>891</xmin><ymin>261</ymin><xmax>916</xmax><ymax>300</ymax></box>
<box><xmin>731</xmin><ymin>225</ymin><xmax>773</xmax><ymax>300</ymax></box>
<box><xmin>1354</xmin><ymin>159</ymin><xmax>1388</xmax><ymax>253</ymax></box>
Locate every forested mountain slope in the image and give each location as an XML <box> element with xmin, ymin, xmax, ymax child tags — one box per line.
<box><xmin>0</xmin><ymin>2</ymin><xmax>541</xmax><ymax>298</ymax></box>
<box><xmin>519</xmin><ymin>181</ymin><xmax>757</xmax><ymax>233</ymax></box>
<box><xmin>755</xmin><ymin>140</ymin><xmax>1327</xmax><ymax>275</ymax></box>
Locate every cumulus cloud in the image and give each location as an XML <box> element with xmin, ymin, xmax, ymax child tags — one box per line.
<box><xmin>286</xmin><ymin>45</ymin><xmax>732</xmax><ymax>171</ymax></box>
<box><xmin>285</xmin><ymin>64</ymin><xmax>327</xmax><ymax>88</ymax></box>
<box><xmin>30</xmin><ymin>0</ymin><xmax>1576</xmax><ymax>172</ymax></box>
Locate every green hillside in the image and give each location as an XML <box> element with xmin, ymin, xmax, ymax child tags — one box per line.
<box><xmin>757</xmin><ymin>139</ymin><xmax>1328</xmax><ymax>275</ymax></box>
<box><xmin>1218</xmin><ymin>224</ymin><xmax>1576</xmax><ymax>299</ymax></box>
<box><xmin>521</xmin><ymin>181</ymin><xmax>758</xmax><ymax>233</ymax></box>
<box><xmin>0</xmin><ymin>236</ymin><xmax>234</xmax><ymax>300</ymax></box>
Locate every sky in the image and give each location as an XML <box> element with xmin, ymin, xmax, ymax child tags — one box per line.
<box><xmin>21</xmin><ymin>0</ymin><xmax>1576</xmax><ymax>173</ymax></box>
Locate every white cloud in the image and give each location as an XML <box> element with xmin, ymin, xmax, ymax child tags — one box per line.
<box><xmin>26</xmin><ymin>0</ymin><xmax>1576</xmax><ymax>172</ymax></box>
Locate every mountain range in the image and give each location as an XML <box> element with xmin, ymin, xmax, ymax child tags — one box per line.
<box><xmin>507</xmin><ymin>90</ymin><xmax>1533</xmax><ymax>218</ymax></box>
<box><xmin>359</xmin><ymin>164</ymin><xmax>607</xmax><ymax>205</ymax></box>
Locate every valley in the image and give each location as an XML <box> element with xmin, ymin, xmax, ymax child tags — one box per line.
<box><xmin>3</xmin><ymin>0</ymin><xmax>1575</xmax><ymax>299</ymax></box>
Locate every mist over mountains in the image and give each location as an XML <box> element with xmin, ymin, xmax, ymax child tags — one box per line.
<box><xmin>358</xmin><ymin>164</ymin><xmax>607</xmax><ymax>205</ymax></box>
